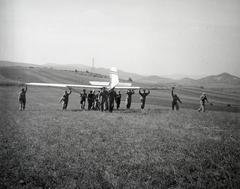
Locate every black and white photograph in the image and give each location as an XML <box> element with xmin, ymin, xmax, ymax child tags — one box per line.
<box><xmin>0</xmin><ymin>0</ymin><xmax>240</xmax><ymax>188</ymax></box>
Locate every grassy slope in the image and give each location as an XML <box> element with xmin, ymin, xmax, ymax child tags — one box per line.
<box><xmin>0</xmin><ymin>86</ymin><xmax>240</xmax><ymax>188</ymax></box>
<box><xmin>0</xmin><ymin>66</ymin><xmax>109</xmax><ymax>84</ymax></box>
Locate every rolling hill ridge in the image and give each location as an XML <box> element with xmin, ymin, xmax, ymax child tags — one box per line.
<box><xmin>0</xmin><ymin>60</ymin><xmax>240</xmax><ymax>87</ymax></box>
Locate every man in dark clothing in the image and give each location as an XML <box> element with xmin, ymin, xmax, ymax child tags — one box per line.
<box><xmin>100</xmin><ymin>87</ymin><xmax>109</xmax><ymax>112</ymax></box>
<box><xmin>115</xmin><ymin>91</ymin><xmax>121</xmax><ymax>110</ymax></box>
<box><xmin>108</xmin><ymin>88</ymin><xmax>116</xmax><ymax>112</ymax></box>
<box><xmin>126</xmin><ymin>89</ymin><xmax>135</xmax><ymax>109</ymax></box>
<box><xmin>198</xmin><ymin>92</ymin><xmax>209</xmax><ymax>112</ymax></box>
<box><xmin>139</xmin><ymin>88</ymin><xmax>150</xmax><ymax>109</ymax></box>
<box><xmin>87</xmin><ymin>90</ymin><xmax>95</xmax><ymax>110</ymax></box>
<box><xmin>80</xmin><ymin>89</ymin><xmax>87</xmax><ymax>110</ymax></box>
<box><xmin>59</xmin><ymin>89</ymin><xmax>72</xmax><ymax>110</ymax></box>
<box><xmin>19</xmin><ymin>86</ymin><xmax>27</xmax><ymax>111</ymax></box>
<box><xmin>171</xmin><ymin>87</ymin><xmax>182</xmax><ymax>110</ymax></box>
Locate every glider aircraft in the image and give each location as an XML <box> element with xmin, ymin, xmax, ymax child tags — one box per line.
<box><xmin>26</xmin><ymin>67</ymin><xmax>141</xmax><ymax>92</ymax></box>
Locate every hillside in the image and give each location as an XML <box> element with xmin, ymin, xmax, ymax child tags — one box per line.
<box><xmin>0</xmin><ymin>60</ymin><xmax>39</xmax><ymax>68</ymax></box>
<box><xmin>199</xmin><ymin>72</ymin><xmax>240</xmax><ymax>85</ymax></box>
<box><xmin>43</xmin><ymin>62</ymin><xmax>149</xmax><ymax>81</ymax></box>
<box><xmin>178</xmin><ymin>73</ymin><xmax>240</xmax><ymax>87</ymax></box>
<box><xmin>135</xmin><ymin>75</ymin><xmax>174</xmax><ymax>84</ymax></box>
<box><xmin>0</xmin><ymin>64</ymin><xmax>108</xmax><ymax>86</ymax></box>
<box><xmin>1</xmin><ymin>60</ymin><xmax>240</xmax><ymax>88</ymax></box>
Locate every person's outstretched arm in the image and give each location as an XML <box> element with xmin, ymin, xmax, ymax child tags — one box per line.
<box><xmin>178</xmin><ymin>97</ymin><xmax>182</xmax><ymax>104</ymax></box>
<box><xmin>171</xmin><ymin>87</ymin><xmax>174</xmax><ymax>97</ymax></box>
<box><xmin>206</xmin><ymin>96</ymin><xmax>209</xmax><ymax>103</ymax></box>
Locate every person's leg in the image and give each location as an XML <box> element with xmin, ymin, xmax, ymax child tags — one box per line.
<box><xmin>199</xmin><ymin>103</ymin><xmax>204</xmax><ymax>112</ymax></box>
<box><xmin>90</xmin><ymin>101</ymin><xmax>93</xmax><ymax>110</ymax></box>
<box><xmin>106</xmin><ymin>100</ymin><xmax>108</xmax><ymax>110</ymax></box>
<box><xmin>95</xmin><ymin>101</ymin><xmax>97</xmax><ymax>110</ymax></box>
<box><xmin>97</xmin><ymin>101</ymin><xmax>99</xmax><ymax>110</ymax></box>
<box><xmin>112</xmin><ymin>100</ymin><xmax>114</xmax><ymax>111</ymax></box>
<box><xmin>19</xmin><ymin>101</ymin><xmax>23</xmax><ymax>111</ymax></box>
<box><xmin>103</xmin><ymin>101</ymin><xmax>105</xmax><ymax>111</ymax></box>
<box><xmin>109</xmin><ymin>101</ymin><xmax>113</xmax><ymax>112</ymax></box>
<box><xmin>23</xmin><ymin>102</ymin><xmax>25</xmax><ymax>110</ymax></box>
<box><xmin>22</xmin><ymin>99</ymin><xmax>26</xmax><ymax>110</ymax></box>
<box><xmin>129</xmin><ymin>99</ymin><xmax>132</xmax><ymax>109</ymax></box>
<box><xmin>198</xmin><ymin>102</ymin><xmax>201</xmax><ymax>112</ymax></box>
<box><xmin>142</xmin><ymin>100</ymin><xmax>145</xmax><ymax>109</ymax></box>
<box><xmin>103</xmin><ymin>99</ymin><xmax>107</xmax><ymax>111</ymax></box>
<box><xmin>176</xmin><ymin>103</ymin><xmax>179</xmax><ymax>110</ymax></box>
<box><xmin>172</xmin><ymin>102</ymin><xmax>175</xmax><ymax>110</ymax></box>
<box><xmin>202</xmin><ymin>104</ymin><xmax>205</xmax><ymax>112</ymax></box>
<box><xmin>88</xmin><ymin>101</ymin><xmax>90</xmax><ymax>110</ymax></box>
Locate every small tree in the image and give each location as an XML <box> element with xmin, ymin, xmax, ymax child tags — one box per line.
<box><xmin>128</xmin><ymin>77</ymin><xmax>133</xmax><ymax>82</ymax></box>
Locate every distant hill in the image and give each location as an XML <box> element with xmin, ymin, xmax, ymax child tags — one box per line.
<box><xmin>43</xmin><ymin>62</ymin><xmax>89</xmax><ymax>72</ymax></box>
<box><xmin>135</xmin><ymin>75</ymin><xmax>174</xmax><ymax>84</ymax></box>
<box><xmin>43</xmin><ymin>63</ymin><xmax>145</xmax><ymax>81</ymax></box>
<box><xmin>0</xmin><ymin>60</ymin><xmax>41</xmax><ymax>68</ymax></box>
<box><xmin>178</xmin><ymin>73</ymin><xmax>240</xmax><ymax>87</ymax></box>
<box><xmin>178</xmin><ymin>77</ymin><xmax>198</xmax><ymax>86</ymax></box>
<box><xmin>0</xmin><ymin>61</ymin><xmax>110</xmax><ymax>85</ymax></box>
<box><xmin>15</xmin><ymin>61</ymin><xmax>176</xmax><ymax>84</ymax></box>
<box><xmin>1</xmin><ymin>60</ymin><xmax>240</xmax><ymax>87</ymax></box>
<box><xmin>198</xmin><ymin>72</ymin><xmax>240</xmax><ymax>85</ymax></box>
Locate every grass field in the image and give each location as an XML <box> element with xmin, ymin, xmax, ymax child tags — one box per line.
<box><xmin>1</xmin><ymin>86</ymin><xmax>240</xmax><ymax>188</ymax></box>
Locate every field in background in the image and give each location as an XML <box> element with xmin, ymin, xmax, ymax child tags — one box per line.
<box><xmin>1</xmin><ymin>86</ymin><xmax>240</xmax><ymax>188</ymax></box>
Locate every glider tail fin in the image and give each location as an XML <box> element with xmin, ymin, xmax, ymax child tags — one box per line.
<box><xmin>109</xmin><ymin>67</ymin><xmax>119</xmax><ymax>88</ymax></box>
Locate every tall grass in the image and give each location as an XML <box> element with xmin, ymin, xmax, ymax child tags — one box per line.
<box><xmin>0</xmin><ymin>87</ymin><xmax>240</xmax><ymax>188</ymax></box>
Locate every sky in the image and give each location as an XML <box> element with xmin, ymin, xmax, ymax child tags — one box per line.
<box><xmin>0</xmin><ymin>0</ymin><xmax>240</xmax><ymax>77</ymax></box>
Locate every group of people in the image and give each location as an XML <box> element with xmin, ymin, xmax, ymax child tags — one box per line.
<box><xmin>18</xmin><ymin>86</ymin><xmax>209</xmax><ymax>112</ymax></box>
<box><xmin>171</xmin><ymin>87</ymin><xmax>209</xmax><ymax>112</ymax></box>
<box><xmin>59</xmin><ymin>87</ymin><xmax>151</xmax><ymax>112</ymax></box>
